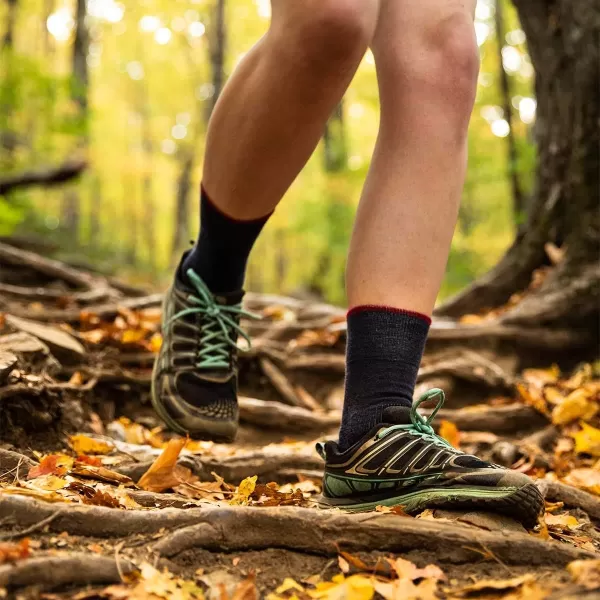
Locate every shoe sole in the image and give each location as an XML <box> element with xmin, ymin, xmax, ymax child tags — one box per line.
<box><xmin>318</xmin><ymin>483</ymin><xmax>543</xmax><ymax>529</ymax></box>
<box><xmin>150</xmin><ymin>357</ymin><xmax>237</xmax><ymax>443</ymax></box>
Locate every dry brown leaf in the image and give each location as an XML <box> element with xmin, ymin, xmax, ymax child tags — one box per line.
<box><xmin>70</xmin><ymin>463</ymin><xmax>134</xmax><ymax>486</ymax></box>
<box><xmin>69</xmin><ymin>434</ymin><xmax>113</xmax><ymax>455</ymax></box>
<box><xmin>81</xmin><ymin>489</ymin><xmax>122</xmax><ymax>509</ymax></box>
<box><xmin>567</xmin><ymin>559</ymin><xmax>600</xmax><ymax>590</ymax></box>
<box><xmin>375</xmin><ymin>505</ymin><xmax>411</xmax><ymax>517</ymax></box>
<box><xmin>374</xmin><ymin>577</ymin><xmax>438</xmax><ymax>600</ymax></box>
<box><xmin>138</xmin><ymin>437</ymin><xmax>187</xmax><ymax>492</ymax></box>
<box><xmin>545</xmin><ymin>512</ymin><xmax>580</xmax><ymax>530</ymax></box>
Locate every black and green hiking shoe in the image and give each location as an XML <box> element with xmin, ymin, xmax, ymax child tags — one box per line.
<box><xmin>151</xmin><ymin>267</ymin><xmax>256</xmax><ymax>442</ymax></box>
<box><xmin>318</xmin><ymin>389</ymin><xmax>543</xmax><ymax>528</ymax></box>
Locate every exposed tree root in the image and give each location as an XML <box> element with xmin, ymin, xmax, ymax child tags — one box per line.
<box><xmin>239</xmin><ymin>397</ymin><xmax>339</xmax><ymax>431</ymax></box>
<box><xmin>0</xmin><ymin>448</ymin><xmax>35</xmax><ymax>481</ymax></box>
<box><xmin>0</xmin><ymin>553</ymin><xmax>135</xmax><ymax>588</ymax></box>
<box><xmin>537</xmin><ymin>481</ymin><xmax>600</xmax><ymax>521</ymax></box>
<box><xmin>0</xmin><ymin>495</ymin><xmax>593</xmax><ymax>567</ymax></box>
<box><xmin>152</xmin><ymin>505</ymin><xmax>593</xmax><ymax>567</ymax></box>
<box><xmin>0</xmin><ymin>159</ymin><xmax>87</xmax><ymax>196</ymax></box>
<box><xmin>0</xmin><ymin>241</ymin><xmax>109</xmax><ymax>293</ymax></box>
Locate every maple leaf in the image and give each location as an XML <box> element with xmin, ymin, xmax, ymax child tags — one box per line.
<box><xmin>27</xmin><ymin>454</ymin><xmax>74</xmax><ymax>479</ymax></box>
<box><xmin>69</xmin><ymin>434</ymin><xmax>114</xmax><ymax>455</ymax></box>
<box><xmin>0</xmin><ymin>538</ymin><xmax>30</xmax><ymax>564</ymax></box>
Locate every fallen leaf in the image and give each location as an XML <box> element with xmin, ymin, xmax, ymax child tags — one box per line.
<box><xmin>25</xmin><ymin>474</ymin><xmax>68</xmax><ymax>491</ymax></box>
<box><xmin>572</xmin><ymin>422</ymin><xmax>600</xmax><ymax>456</ymax></box>
<box><xmin>387</xmin><ymin>557</ymin><xmax>445</xmax><ymax>583</ymax></box>
<box><xmin>516</xmin><ymin>383</ymin><xmax>549</xmax><ymax>416</ymax></box>
<box><xmin>562</xmin><ymin>468</ymin><xmax>600</xmax><ymax>496</ymax></box>
<box><xmin>1</xmin><ymin>485</ymin><xmax>70</xmax><ymax>503</ymax></box>
<box><xmin>230</xmin><ymin>574</ymin><xmax>258</xmax><ymax>600</ymax></box>
<box><xmin>0</xmin><ymin>538</ymin><xmax>30</xmax><ymax>563</ymax></box>
<box><xmin>551</xmin><ymin>388</ymin><xmax>598</xmax><ymax>425</ymax></box>
<box><xmin>230</xmin><ymin>476</ymin><xmax>258</xmax><ymax>506</ymax></box>
<box><xmin>27</xmin><ymin>454</ymin><xmax>74</xmax><ymax>479</ymax></box>
<box><xmin>374</xmin><ymin>577</ymin><xmax>438</xmax><ymax>600</ymax></box>
<box><xmin>439</xmin><ymin>420</ymin><xmax>460</xmax><ymax>449</ymax></box>
<box><xmin>375</xmin><ymin>505</ymin><xmax>411</xmax><ymax>517</ymax></box>
<box><xmin>138</xmin><ymin>437</ymin><xmax>187</xmax><ymax>493</ymax></box>
<box><xmin>308</xmin><ymin>574</ymin><xmax>375</xmax><ymax>600</ymax></box>
<box><xmin>81</xmin><ymin>490</ymin><xmax>122</xmax><ymax>509</ymax></box>
<box><xmin>76</xmin><ymin>454</ymin><xmax>103</xmax><ymax>467</ymax></box>
<box><xmin>545</xmin><ymin>513</ymin><xmax>580</xmax><ymax>530</ymax></box>
<box><xmin>567</xmin><ymin>559</ymin><xmax>600</xmax><ymax>589</ymax></box>
<box><xmin>69</xmin><ymin>434</ymin><xmax>114</xmax><ymax>455</ymax></box>
<box><xmin>451</xmin><ymin>574</ymin><xmax>535</xmax><ymax>597</ymax></box>
<box><xmin>70</xmin><ymin>463</ymin><xmax>134</xmax><ymax>486</ymax></box>
<box><xmin>522</xmin><ymin>365</ymin><xmax>560</xmax><ymax>388</ymax></box>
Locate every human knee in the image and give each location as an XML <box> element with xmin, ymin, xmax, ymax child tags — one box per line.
<box><xmin>271</xmin><ymin>0</ymin><xmax>379</xmax><ymax>67</ymax></box>
<box><xmin>377</xmin><ymin>12</ymin><xmax>479</xmax><ymax>112</ymax></box>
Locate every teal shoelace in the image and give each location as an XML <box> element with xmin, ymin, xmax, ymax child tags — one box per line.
<box><xmin>376</xmin><ymin>388</ymin><xmax>455</xmax><ymax>450</ymax></box>
<box><xmin>168</xmin><ymin>269</ymin><xmax>259</xmax><ymax>370</ymax></box>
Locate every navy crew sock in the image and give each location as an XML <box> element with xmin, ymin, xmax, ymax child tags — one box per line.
<box><xmin>181</xmin><ymin>187</ymin><xmax>271</xmax><ymax>293</ymax></box>
<box><xmin>338</xmin><ymin>305</ymin><xmax>431</xmax><ymax>451</ymax></box>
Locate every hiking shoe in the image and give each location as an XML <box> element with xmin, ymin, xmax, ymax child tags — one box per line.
<box><xmin>317</xmin><ymin>389</ymin><xmax>544</xmax><ymax>528</ymax></box>
<box><xmin>151</xmin><ymin>267</ymin><xmax>256</xmax><ymax>442</ymax></box>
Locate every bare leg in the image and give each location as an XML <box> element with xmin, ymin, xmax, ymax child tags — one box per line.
<box><xmin>203</xmin><ymin>0</ymin><xmax>380</xmax><ymax>220</ymax></box>
<box><xmin>346</xmin><ymin>0</ymin><xmax>479</xmax><ymax>315</ymax></box>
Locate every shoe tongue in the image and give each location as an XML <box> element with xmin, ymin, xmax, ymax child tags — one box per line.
<box><xmin>382</xmin><ymin>406</ymin><xmax>412</xmax><ymax>425</ymax></box>
<box><xmin>213</xmin><ymin>290</ymin><xmax>245</xmax><ymax>306</ymax></box>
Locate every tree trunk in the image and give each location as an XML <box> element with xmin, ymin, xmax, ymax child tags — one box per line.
<box><xmin>172</xmin><ymin>153</ymin><xmax>194</xmax><ymax>262</ymax></box>
<box><xmin>495</xmin><ymin>0</ymin><xmax>525</xmax><ymax>224</ymax></box>
<box><xmin>206</xmin><ymin>0</ymin><xmax>226</xmax><ymax>121</ymax></box>
<box><xmin>2</xmin><ymin>0</ymin><xmax>17</xmax><ymax>50</ymax></box>
<box><xmin>61</xmin><ymin>0</ymin><xmax>89</xmax><ymax>241</ymax></box>
<box><xmin>436</xmin><ymin>0</ymin><xmax>599</xmax><ymax>343</ymax></box>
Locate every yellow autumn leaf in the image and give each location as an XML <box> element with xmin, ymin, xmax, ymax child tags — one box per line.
<box><xmin>551</xmin><ymin>388</ymin><xmax>598</xmax><ymax>425</ymax></box>
<box><xmin>544</xmin><ymin>513</ymin><xmax>580</xmax><ymax>529</ymax></box>
<box><xmin>572</xmin><ymin>422</ymin><xmax>600</xmax><ymax>456</ymax></box>
<box><xmin>567</xmin><ymin>559</ymin><xmax>600</xmax><ymax>590</ymax></box>
<box><xmin>121</xmin><ymin>329</ymin><xmax>147</xmax><ymax>344</ymax></box>
<box><xmin>309</xmin><ymin>574</ymin><xmax>375</xmax><ymax>600</ymax></box>
<box><xmin>149</xmin><ymin>332</ymin><xmax>163</xmax><ymax>353</ymax></box>
<box><xmin>69</xmin><ymin>434</ymin><xmax>113</xmax><ymax>455</ymax></box>
<box><xmin>522</xmin><ymin>365</ymin><xmax>560</xmax><ymax>388</ymax></box>
<box><xmin>25</xmin><ymin>474</ymin><xmax>68</xmax><ymax>492</ymax></box>
<box><xmin>439</xmin><ymin>420</ymin><xmax>460</xmax><ymax>449</ymax></box>
<box><xmin>516</xmin><ymin>383</ymin><xmax>549</xmax><ymax>416</ymax></box>
<box><xmin>230</xmin><ymin>475</ymin><xmax>258</xmax><ymax>506</ymax></box>
<box><xmin>543</xmin><ymin>386</ymin><xmax>565</xmax><ymax>405</ymax></box>
<box><xmin>562</xmin><ymin>468</ymin><xmax>600</xmax><ymax>496</ymax></box>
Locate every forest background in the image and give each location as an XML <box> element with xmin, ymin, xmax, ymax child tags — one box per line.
<box><xmin>0</xmin><ymin>0</ymin><xmax>537</xmax><ymax>305</ymax></box>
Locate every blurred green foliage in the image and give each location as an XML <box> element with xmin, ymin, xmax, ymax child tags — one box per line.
<box><xmin>0</xmin><ymin>0</ymin><xmax>535</xmax><ymax>304</ymax></box>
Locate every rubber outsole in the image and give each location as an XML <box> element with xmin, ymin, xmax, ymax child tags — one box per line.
<box><xmin>318</xmin><ymin>483</ymin><xmax>544</xmax><ymax>529</ymax></box>
<box><xmin>150</xmin><ymin>360</ymin><xmax>237</xmax><ymax>443</ymax></box>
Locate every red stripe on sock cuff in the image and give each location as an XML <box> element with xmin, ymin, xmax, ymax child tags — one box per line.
<box><xmin>347</xmin><ymin>304</ymin><xmax>432</xmax><ymax>325</ymax></box>
<box><xmin>201</xmin><ymin>184</ymin><xmax>273</xmax><ymax>224</ymax></box>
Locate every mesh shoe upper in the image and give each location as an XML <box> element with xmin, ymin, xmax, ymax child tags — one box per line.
<box><xmin>152</xmin><ymin>266</ymin><xmax>256</xmax><ymax>441</ymax></box>
<box><xmin>319</xmin><ymin>389</ymin><xmax>532</xmax><ymax>501</ymax></box>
